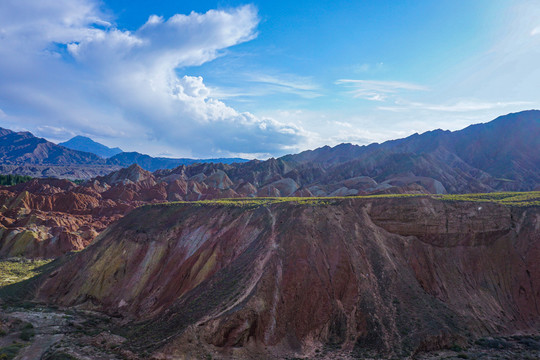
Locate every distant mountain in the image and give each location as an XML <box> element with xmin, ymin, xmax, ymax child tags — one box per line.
<box><xmin>0</xmin><ymin>128</ymin><xmax>105</xmax><ymax>165</ymax></box>
<box><xmin>59</xmin><ymin>135</ymin><xmax>123</xmax><ymax>158</ymax></box>
<box><xmin>278</xmin><ymin>110</ymin><xmax>540</xmax><ymax>193</ymax></box>
<box><xmin>106</xmin><ymin>151</ymin><xmax>248</xmax><ymax>172</ymax></box>
<box><xmin>1</xmin><ymin>110</ymin><xmax>538</xmax><ymax>189</ymax></box>
<box><xmin>0</xmin><ymin>128</ymin><xmax>119</xmax><ymax>179</ymax></box>
<box><xmin>0</xmin><ymin>127</ymin><xmax>248</xmax><ymax>177</ymax></box>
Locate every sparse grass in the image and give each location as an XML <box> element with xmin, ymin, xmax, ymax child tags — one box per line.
<box><xmin>0</xmin><ymin>343</ymin><xmax>25</xmax><ymax>360</ymax></box>
<box><xmin>438</xmin><ymin>191</ymin><xmax>540</xmax><ymax>207</ymax></box>
<box><xmin>152</xmin><ymin>193</ymin><xmax>428</xmax><ymax>209</ymax></box>
<box><xmin>0</xmin><ymin>258</ymin><xmax>54</xmax><ymax>287</ymax></box>
<box><xmin>145</xmin><ymin>191</ymin><xmax>540</xmax><ymax>209</ymax></box>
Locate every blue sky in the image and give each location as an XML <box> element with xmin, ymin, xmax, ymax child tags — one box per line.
<box><xmin>0</xmin><ymin>0</ymin><xmax>539</xmax><ymax>158</ymax></box>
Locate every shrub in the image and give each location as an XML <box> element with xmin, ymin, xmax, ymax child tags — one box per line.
<box><xmin>19</xmin><ymin>322</ymin><xmax>34</xmax><ymax>341</ymax></box>
<box><xmin>0</xmin><ymin>343</ymin><xmax>25</xmax><ymax>360</ymax></box>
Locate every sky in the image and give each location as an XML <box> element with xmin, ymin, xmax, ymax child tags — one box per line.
<box><xmin>0</xmin><ymin>0</ymin><xmax>539</xmax><ymax>159</ymax></box>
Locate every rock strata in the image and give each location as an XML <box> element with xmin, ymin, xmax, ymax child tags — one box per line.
<box><xmin>36</xmin><ymin>197</ymin><xmax>540</xmax><ymax>359</ymax></box>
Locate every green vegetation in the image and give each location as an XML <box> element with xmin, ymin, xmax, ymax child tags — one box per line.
<box><xmin>0</xmin><ymin>343</ymin><xmax>25</xmax><ymax>360</ymax></box>
<box><xmin>148</xmin><ymin>191</ymin><xmax>540</xmax><ymax>209</ymax></box>
<box><xmin>0</xmin><ymin>258</ymin><xmax>54</xmax><ymax>287</ymax></box>
<box><xmin>152</xmin><ymin>193</ymin><xmax>425</xmax><ymax>209</ymax></box>
<box><xmin>438</xmin><ymin>191</ymin><xmax>540</xmax><ymax>207</ymax></box>
<box><xmin>19</xmin><ymin>322</ymin><xmax>34</xmax><ymax>341</ymax></box>
<box><xmin>0</xmin><ymin>175</ymin><xmax>32</xmax><ymax>186</ymax></box>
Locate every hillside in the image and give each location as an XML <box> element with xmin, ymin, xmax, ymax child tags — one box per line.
<box><xmin>34</xmin><ymin>196</ymin><xmax>540</xmax><ymax>359</ymax></box>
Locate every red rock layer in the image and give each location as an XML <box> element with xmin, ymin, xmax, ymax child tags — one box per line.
<box><xmin>37</xmin><ymin>197</ymin><xmax>540</xmax><ymax>358</ymax></box>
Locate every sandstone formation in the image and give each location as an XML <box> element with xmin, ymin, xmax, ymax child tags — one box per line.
<box><xmin>36</xmin><ymin>197</ymin><xmax>540</xmax><ymax>359</ymax></box>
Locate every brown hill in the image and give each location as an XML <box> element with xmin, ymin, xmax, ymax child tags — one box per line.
<box><xmin>36</xmin><ymin>197</ymin><xmax>540</xmax><ymax>359</ymax></box>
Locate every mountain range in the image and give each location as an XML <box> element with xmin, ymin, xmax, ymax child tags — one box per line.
<box><xmin>0</xmin><ymin>110</ymin><xmax>539</xmax><ymax>192</ymax></box>
<box><xmin>0</xmin><ymin>129</ymin><xmax>248</xmax><ymax>177</ymax></box>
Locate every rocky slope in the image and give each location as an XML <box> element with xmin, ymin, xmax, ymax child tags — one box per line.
<box><xmin>1</xmin><ymin>152</ymin><xmax>539</xmax><ymax>260</ymax></box>
<box><xmin>36</xmin><ymin>196</ymin><xmax>540</xmax><ymax>359</ymax></box>
<box><xmin>0</xmin><ymin>163</ymin><xmax>253</xmax><ymax>258</ymax></box>
<box><xmin>0</xmin><ymin>178</ymin><xmax>134</xmax><ymax>258</ymax></box>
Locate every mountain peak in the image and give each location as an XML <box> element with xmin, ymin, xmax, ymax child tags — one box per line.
<box><xmin>59</xmin><ymin>136</ymin><xmax>123</xmax><ymax>158</ymax></box>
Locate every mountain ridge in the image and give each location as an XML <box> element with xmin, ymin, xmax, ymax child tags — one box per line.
<box><xmin>59</xmin><ymin>135</ymin><xmax>123</xmax><ymax>158</ymax></box>
<box><xmin>0</xmin><ymin>128</ymin><xmax>248</xmax><ymax>177</ymax></box>
<box><xmin>1</xmin><ymin>110</ymin><xmax>539</xmax><ymax>190</ymax></box>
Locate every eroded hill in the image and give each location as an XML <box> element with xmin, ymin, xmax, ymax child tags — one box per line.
<box><xmin>32</xmin><ymin>196</ymin><xmax>540</xmax><ymax>359</ymax></box>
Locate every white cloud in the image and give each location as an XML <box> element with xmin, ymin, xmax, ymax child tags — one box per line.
<box><xmin>0</xmin><ymin>1</ymin><xmax>304</xmax><ymax>157</ymax></box>
<box><xmin>247</xmin><ymin>73</ymin><xmax>322</xmax><ymax>98</ymax></box>
<box><xmin>335</xmin><ymin>79</ymin><xmax>428</xmax><ymax>101</ymax></box>
<box><xmin>36</xmin><ymin>125</ymin><xmax>76</xmax><ymax>142</ymax></box>
<box><xmin>378</xmin><ymin>100</ymin><xmax>533</xmax><ymax>113</ymax></box>
<box><xmin>205</xmin><ymin>72</ymin><xmax>323</xmax><ymax>103</ymax></box>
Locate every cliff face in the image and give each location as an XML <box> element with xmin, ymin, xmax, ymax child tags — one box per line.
<box><xmin>36</xmin><ymin>197</ymin><xmax>540</xmax><ymax>358</ymax></box>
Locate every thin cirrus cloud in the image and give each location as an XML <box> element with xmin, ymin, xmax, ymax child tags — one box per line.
<box><xmin>377</xmin><ymin>100</ymin><xmax>533</xmax><ymax>113</ymax></box>
<box><xmin>335</xmin><ymin>79</ymin><xmax>428</xmax><ymax>101</ymax></box>
<box><xmin>246</xmin><ymin>74</ymin><xmax>322</xmax><ymax>99</ymax></box>
<box><xmin>0</xmin><ymin>0</ymin><xmax>304</xmax><ymax>158</ymax></box>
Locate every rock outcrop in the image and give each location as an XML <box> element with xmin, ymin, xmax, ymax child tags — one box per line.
<box><xmin>0</xmin><ymin>179</ymin><xmax>132</xmax><ymax>258</ymax></box>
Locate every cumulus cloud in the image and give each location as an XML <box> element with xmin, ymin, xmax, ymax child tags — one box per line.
<box><xmin>0</xmin><ymin>0</ymin><xmax>303</xmax><ymax>157</ymax></box>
